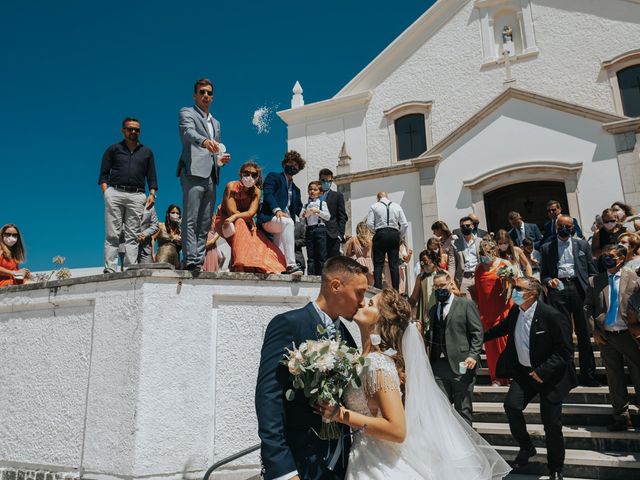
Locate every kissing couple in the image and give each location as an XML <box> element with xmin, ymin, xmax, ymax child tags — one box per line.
<box><xmin>255</xmin><ymin>256</ymin><xmax>511</xmax><ymax>479</ymax></box>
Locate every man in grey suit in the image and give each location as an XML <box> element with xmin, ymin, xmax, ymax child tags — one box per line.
<box><xmin>427</xmin><ymin>271</ymin><xmax>483</xmax><ymax>425</ymax></box>
<box><xmin>177</xmin><ymin>78</ymin><xmax>231</xmax><ymax>270</ymax></box>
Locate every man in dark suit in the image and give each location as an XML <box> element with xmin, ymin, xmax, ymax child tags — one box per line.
<box><xmin>177</xmin><ymin>78</ymin><xmax>231</xmax><ymax>271</ymax></box>
<box><xmin>584</xmin><ymin>244</ymin><xmax>640</xmax><ymax>431</ymax></box>
<box><xmin>485</xmin><ymin>276</ymin><xmax>576</xmax><ymax>480</ymax></box>
<box><xmin>255</xmin><ymin>257</ymin><xmax>369</xmax><ymax>480</ymax></box>
<box><xmin>258</xmin><ymin>151</ymin><xmax>305</xmax><ymax>275</ymax></box>
<box><xmin>452</xmin><ymin>212</ymin><xmax>488</xmax><ymax>239</ymax></box>
<box><xmin>540</xmin><ymin>214</ymin><xmax>599</xmax><ymax>386</ymax></box>
<box><xmin>319</xmin><ymin>169</ymin><xmax>348</xmax><ymax>258</ymax></box>
<box><xmin>427</xmin><ymin>271</ymin><xmax>483</xmax><ymax>425</ymax></box>
<box><xmin>541</xmin><ymin>200</ymin><xmax>584</xmax><ymax>245</ymax></box>
<box><xmin>508</xmin><ymin>211</ymin><xmax>543</xmax><ymax>248</ymax></box>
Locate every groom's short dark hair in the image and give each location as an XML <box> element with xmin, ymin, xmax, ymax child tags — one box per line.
<box><xmin>321</xmin><ymin>256</ymin><xmax>368</xmax><ymax>282</ymax></box>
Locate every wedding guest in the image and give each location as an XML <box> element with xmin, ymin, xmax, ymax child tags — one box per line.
<box><xmin>366</xmin><ymin>192</ymin><xmax>408</xmax><ymax>290</ymax></box>
<box><xmin>98</xmin><ymin>117</ymin><xmax>157</xmax><ymax>273</ymax></box>
<box><xmin>591</xmin><ymin>208</ymin><xmax>626</xmax><ymax>259</ymax></box>
<box><xmin>345</xmin><ymin>221</ymin><xmax>374</xmax><ymax>286</ymax></box>
<box><xmin>584</xmin><ymin>244</ymin><xmax>640</xmax><ymax>431</ymax></box>
<box><xmin>301</xmin><ymin>180</ymin><xmax>331</xmax><ymax>275</ymax></box>
<box><xmin>409</xmin><ymin>249</ymin><xmax>439</xmax><ymax>335</ymax></box>
<box><xmin>153</xmin><ymin>205</ymin><xmax>182</xmax><ymax>269</ymax></box>
<box><xmin>257</xmin><ymin>151</ymin><xmax>305</xmax><ymax>275</ymax></box>
<box><xmin>618</xmin><ymin>232</ymin><xmax>640</xmax><ymax>271</ymax></box>
<box><xmin>137</xmin><ymin>206</ymin><xmax>159</xmax><ymax>264</ymax></box>
<box><xmin>318</xmin><ymin>168</ymin><xmax>348</xmax><ymax>258</ymax></box>
<box><xmin>484</xmin><ymin>276</ymin><xmax>576</xmax><ymax>480</ymax></box>
<box><xmin>496</xmin><ymin>229</ymin><xmax>533</xmax><ymax>277</ymax></box>
<box><xmin>202</xmin><ymin>228</ymin><xmax>222</xmax><ymax>273</ymax></box>
<box><xmin>541</xmin><ymin>214</ymin><xmax>599</xmax><ymax>386</ymax></box>
<box><xmin>384</xmin><ymin>238</ymin><xmax>412</xmax><ymax>293</ymax></box>
<box><xmin>508</xmin><ymin>211</ymin><xmax>542</xmax><ymax>248</ymax></box>
<box><xmin>474</xmin><ymin>238</ymin><xmax>512</xmax><ymax>386</ymax></box>
<box><xmin>611</xmin><ymin>200</ymin><xmax>640</xmax><ymax>233</ymax></box>
<box><xmin>177</xmin><ymin>78</ymin><xmax>231</xmax><ymax>271</ymax></box>
<box><xmin>0</xmin><ymin>224</ymin><xmax>29</xmax><ymax>287</ymax></box>
<box><xmin>427</xmin><ymin>271</ymin><xmax>483</xmax><ymax>425</ymax></box>
<box><xmin>453</xmin><ymin>216</ymin><xmax>481</xmax><ymax>297</ymax></box>
<box><xmin>521</xmin><ymin>238</ymin><xmax>541</xmax><ymax>279</ymax></box>
<box><xmin>215</xmin><ymin>161</ymin><xmax>286</xmax><ymax>273</ymax></box>
<box><xmin>453</xmin><ymin>213</ymin><xmax>488</xmax><ymax>239</ymax></box>
<box><xmin>541</xmin><ymin>200</ymin><xmax>584</xmax><ymax>245</ymax></box>
<box><xmin>431</xmin><ymin>220</ymin><xmax>457</xmax><ymax>279</ymax></box>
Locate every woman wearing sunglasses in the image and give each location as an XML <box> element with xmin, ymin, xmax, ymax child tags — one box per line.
<box><xmin>0</xmin><ymin>224</ymin><xmax>30</xmax><ymax>287</ymax></box>
<box><xmin>213</xmin><ymin>161</ymin><xmax>286</xmax><ymax>273</ymax></box>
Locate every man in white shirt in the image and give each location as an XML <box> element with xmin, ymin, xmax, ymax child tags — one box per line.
<box><xmin>301</xmin><ymin>181</ymin><xmax>331</xmax><ymax>275</ymax></box>
<box><xmin>585</xmin><ymin>244</ymin><xmax>640</xmax><ymax>431</ymax></box>
<box><xmin>453</xmin><ymin>216</ymin><xmax>480</xmax><ymax>298</ymax></box>
<box><xmin>484</xmin><ymin>277</ymin><xmax>576</xmax><ymax>480</ymax></box>
<box><xmin>366</xmin><ymin>192</ymin><xmax>409</xmax><ymax>290</ymax></box>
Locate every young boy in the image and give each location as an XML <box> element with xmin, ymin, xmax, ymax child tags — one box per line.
<box><xmin>301</xmin><ymin>181</ymin><xmax>331</xmax><ymax>275</ymax></box>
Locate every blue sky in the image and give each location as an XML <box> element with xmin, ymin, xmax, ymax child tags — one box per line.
<box><xmin>1</xmin><ymin>0</ymin><xmax>434</xmax><ymax>270</ymax></box>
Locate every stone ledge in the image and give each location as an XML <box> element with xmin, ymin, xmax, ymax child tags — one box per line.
<box><xmin>0</xmin><ymin>469</ymin><xmax>79</xmax><ymax>480</ymax></box>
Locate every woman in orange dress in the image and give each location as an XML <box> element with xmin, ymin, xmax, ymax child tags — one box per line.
<box><xmin>0</xmin><ymin>224</ymin><xmax>30</xmax><ymax>287</ymax></box>
<box><xmin>213</xmin><ymin>161</ymin><xmax>286</xmax><ymax>273</ymax></box>
<box><xmin>474</xmin><ymin>238</ymin><xmax>512</xmax><ymax>386</ymax></box>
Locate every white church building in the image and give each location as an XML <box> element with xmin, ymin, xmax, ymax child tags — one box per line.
<box><xmin>278</xmin><ymin>0</ymin><xmax>640</xmax><ymax>258</ymax></box>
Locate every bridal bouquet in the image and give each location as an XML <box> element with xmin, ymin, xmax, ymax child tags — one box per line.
<box><xmin>496</xmin><ymin>264</ymin><xmax>517</xmax><ymax>303</ymax></box>
<box><xmin>281</xmin><ymin>326</ymin><xmax>368</xmax><ymax>440</ymax></box>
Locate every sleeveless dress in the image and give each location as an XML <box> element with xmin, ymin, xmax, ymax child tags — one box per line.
<box><xmin>0</xmin><ymin>254</ymin><xmax>21</xmax><ymax>288</ymax></box>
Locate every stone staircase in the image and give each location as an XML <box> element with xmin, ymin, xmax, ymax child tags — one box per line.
<box><xmin>474</xmin><ymin>349</ymin><xmax>640</xmax><ymax>479</ymax></box>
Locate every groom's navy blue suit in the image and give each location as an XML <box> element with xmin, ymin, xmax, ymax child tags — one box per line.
<box><xmin>256</xmin><ymin>302</ymin><xmax>356</xmax><ymax>480</ymax></box>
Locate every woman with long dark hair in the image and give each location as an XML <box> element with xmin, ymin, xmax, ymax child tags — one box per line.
<box><xmin>153</xmin><ymin>205</ymin><xmax>182</xmax><ymax>269</ymax></box>
<box><xmin>0</xmin><ymin>224</ymin><xmax>29</xmax><ymax>287</ymax></box>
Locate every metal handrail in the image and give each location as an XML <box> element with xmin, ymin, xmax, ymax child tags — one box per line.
<box><xmin>202</xmin><ymin>443</ymin><xmax>261</xmax><ymax>480</ymax></box>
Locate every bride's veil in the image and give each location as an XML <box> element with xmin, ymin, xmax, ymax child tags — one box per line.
<box><xmin>401</xmin><ymin>324</ymin><xmax>511</xmax><ymax>480</ymax></box>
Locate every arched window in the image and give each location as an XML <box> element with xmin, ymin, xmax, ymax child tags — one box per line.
<box><xmin>617</xmin><ymin>65</ymin><xmax>640</xmax><ymax>118</ymax></box>
<box><xmin>395</xmin><ymin>114</ymin><xmax>427</xmax><ymax>161</ymax></box>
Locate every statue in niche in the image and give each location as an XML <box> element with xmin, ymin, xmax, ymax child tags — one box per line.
<box><xmin>502</xmin><ymin>25</ymin><xmax>513</xmax><ymax>43</ymax></box>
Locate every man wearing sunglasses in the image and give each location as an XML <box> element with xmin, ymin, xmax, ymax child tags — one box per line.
<box><xmin>98</xmin><ymin>117</ymin><xmax>158</xmax><ymax>273</ymax></box>
<box><xmin>541</xmin><ymin>200</ymin><xmax>584</xmax><ymax>245</ymax></box>
<box><xmin>177</xmin><ymin>78</ymin><xmax>231</xmax><ymax>271</ymax></box>
<box><xmin>484</xmin><ymin>277</ymin><xmax>576</xmax><ymax>480</ymax></box>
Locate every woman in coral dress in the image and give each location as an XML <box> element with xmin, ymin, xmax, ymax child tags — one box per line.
<box><xmin>474</xmin><ymin>238</ymin><xmax>512</xmax><ymax>386</ymax></box>
<box><xmin>214</xmin><ymin>161</ymin><xmax>286</xmax><ymax>273</ymax></box>
<box><xmin>0</xmin><ymin>224</ymin><xmax>30</xmax><ymax>287</ymax></box>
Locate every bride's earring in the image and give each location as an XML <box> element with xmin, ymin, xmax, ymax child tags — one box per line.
<box><xmin>370</xmin><ymin>333</ymin><xmax>381</xmax><ymax>346</ymax></box>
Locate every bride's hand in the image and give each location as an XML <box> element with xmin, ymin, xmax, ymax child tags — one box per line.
<box><xmin>315</xmin><ymin>402</ymin><xmax>345</xmax><ymax>423</ymax></box>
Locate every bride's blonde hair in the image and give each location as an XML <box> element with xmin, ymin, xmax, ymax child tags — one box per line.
<box><xmin>377</xmin><ymin>289</ymin><xmax>411</xmax><ymax>393</ymax></box>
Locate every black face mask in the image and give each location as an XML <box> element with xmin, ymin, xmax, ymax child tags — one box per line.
<box><xmin>460</xmin><ymin>226</ymin><xmax>473</xmax><ymax>236</ymax></box>
<box><xmin>473</xmin><ymin>223</ymin><xmax>480</xmax><ymax>234</ymax></box>
<box><xmin>557</xmin><ymin>226</ymin><xmax>573</xmax><ymax>239</ymax></box>
<box><xmin>602</xmin><ymin>256</ymin><xmax>618</xmax><ymax>269</ymax></box>
<box><xmin>435</xmin><ymin>288</ymin><xmax>450</xmax><ymax>302</ymax></box>
<box><xmin>284</xmin><ymin>165</ymin><xmax>299</xmax><ymax>176</ymax></box>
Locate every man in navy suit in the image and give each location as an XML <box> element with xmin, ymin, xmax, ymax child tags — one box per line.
<box><xmin>541</xmin><ymin>215</ymin><xmax>599</xmax><ymax>386</ymax></box>
<box><xmin>255</xmin><ymin>256</ymin><xmax>369</xmax><ymax>480</ymax></box>
<box><xmin>319</xmin><ymin>169</ymin><xmax>348</xmax><ymax>258</ymax></box>
<box><xmin>258</xmin><ymin>151</ymin><xmax>305</xmax><ymax>274</ymax></box>
<box><xmin>508</xmin><ymin>211</ymin><xmax>543</xmax><ymax>248</ymax></box>
<box><xmin>541</xmin><ymin>200</ymin><xmax>584</xmax><ymax>245</ymax></box>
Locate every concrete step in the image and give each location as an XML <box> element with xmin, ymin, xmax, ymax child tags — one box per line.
<box><xmin>495</xmin><ymin>445</ymin><xmax>640</xmax><ymax>479</ymax></box>
<box><xmin>473</xmin><ymin>385</ymin><xmax>636</xmax><ymax>405</ymax></box>
<box><xmin>475</xmin><ymin>422</ymin><xmax>640</xmax><ymax>452</ymax></box>
<box><xmin>473</xmin><ymin>402</ymin><xmax>640</xmax><ymax>427</ymax></box>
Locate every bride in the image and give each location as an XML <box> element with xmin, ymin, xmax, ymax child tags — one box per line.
<box><xmin>318</xmin><ymin>288</ymin><xmax>511</xmax><ymax>479</ymax></box>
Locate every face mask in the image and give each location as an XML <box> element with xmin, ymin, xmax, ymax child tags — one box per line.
<box><xmin>370</xmin><ymin>334</ymin><xmax>381</xmax><ymax>346</ymax></box>
<box><xmin>3</xmin><ymin>235</ymin><xmax>17</xmax><ymax>247</ymax></box>
<box><xmin>473</xmin><ymin>223</ymin><xmax>480</xmax><ymax>233</ymax></box>
<box><xmin>603</xmin><ymin>221</ymin><xmax>616</xmax><ymax>231</ymax></box>
<box><xmin>241</xmin><ymin>175</ymin><xmax>256</xmax><ymax>188</ymax></box>
<box><xmin>480</xmin><ymin>255</ymin><xmax>493</xmax><ymax>265</ymax></box>
<box><xmin>434</xmin><ymin>288</ymin><xmax>450</xmax><ymax>302</ymax></box>
<box><xmin>321</xmin><ymin>180</ymin><xmax>332</xmax><ymax>192</ymax></box>
<box><xmin>498</xmin><ymin>244</ymin><xmax>509</xmax><ymax>252</ymax></box>
<box><xmin>169</xmin><ymin>213</ymin><xmax>180</xmax><ymax>222</ymax></box>
<box><xmin>557</xmin><ymin>226</ymin><xmax>572</xmax><ymax>239</ymax></box>
<box><xmin>602</xmin><ymin>255</ymin><xmax>618</xmax><ymax>269</ymax></box>
<box><xmin>461</xmin><ymin>226</ymin><xmax>473</xmax><ymax>236</ymax></box>
<box><xmin>284</xmin><ymin>165</ymin><xmax>299</xmax><ymax>176</ymax></box>
<box><xmin>511</xmin><ymin>289</ymin><xmax>525</xmax><ymax>306</ymax></box>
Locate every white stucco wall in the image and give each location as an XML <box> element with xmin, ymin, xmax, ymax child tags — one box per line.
<box><xmin>286</xmin><ymin>0</ymin><xmax>640</xmax><ymax>174</ymax></box>
<box><xmin>0</xmin><ymin>272</ymin><xmax>343</xmax><ymax>480</ymax></box>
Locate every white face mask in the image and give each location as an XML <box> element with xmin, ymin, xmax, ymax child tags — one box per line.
<box><xmin>604</xmin><ymin>221</ymin><xmax>616</xmax><ymax>231</ymax></box>
<box><xmin>3</xmin><ymin>235</ymin><xmax>17</xmax><ymax>247</ymax></box>
<box><xmin>499</xmin><ymin>244</ymin><xmax>509</xmax><ymax>252</ymax></box>
<box><xmin>241</xmin><ymin>175</ymin><xmax>256</xmax><ymax>188</ymax></box>
<box><xmin>169</xmin><ymin>213</ymin><xmax>180</xmax><ymax>222</ymax></box>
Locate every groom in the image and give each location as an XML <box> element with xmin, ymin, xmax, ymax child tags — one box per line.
<box><xmin>255</xmin><ymin>256</ymin><xmax>369</xmax><ymax>480</ymax></box>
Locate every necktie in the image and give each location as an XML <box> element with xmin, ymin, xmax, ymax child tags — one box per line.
<box><xmin>606</xmin><ymin>275</ymin><xmax>619</xmax><ymax>327</ymax></box>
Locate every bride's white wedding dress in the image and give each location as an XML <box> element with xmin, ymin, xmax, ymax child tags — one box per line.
<box><xmin>343</xmin><ymin>326</ymin><xmax>511</xmax><ymax>480</ymax></box>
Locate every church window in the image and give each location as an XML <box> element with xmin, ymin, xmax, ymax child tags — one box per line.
<box><xmin>395</xmin><ymin>114</ymin><xmax>427</xmax><ymax>161</ymax></box>
<box><xmin>617</xmin><ymin>65</ymin><xmax>640</xmax><ymax>118</ymax></box>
